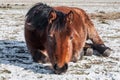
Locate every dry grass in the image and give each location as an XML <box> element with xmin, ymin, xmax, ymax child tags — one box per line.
<box><xmin>89</xmin><ymin>12</ymin><xmax>120</xmax><ymax>20</ymax></box>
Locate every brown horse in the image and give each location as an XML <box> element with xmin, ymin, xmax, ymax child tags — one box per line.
<box><xmin>24</xmin><ymin>3</ymin><xmax>111</xmax><ymax>74</ymax></box>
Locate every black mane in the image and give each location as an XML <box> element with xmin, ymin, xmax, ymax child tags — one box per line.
<box><xmin>26</xmin><ymin>3</ymin><xmax>53</xmax><ymax>29</ymax></box>
<box><xmin>26</xmin><ymin>2</ymin><xmax>66</xmax><ymax>31</ymax></box>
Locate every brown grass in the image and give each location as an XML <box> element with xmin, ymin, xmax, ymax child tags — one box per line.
<box><xmin>89</xmin><ymin>12</ymin><xmax>120</xmax><ymax>20</ymax></box>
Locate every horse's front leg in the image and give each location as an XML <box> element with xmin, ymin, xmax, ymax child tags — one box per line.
<box><xmin>71</xmin><ymin>49</ymin><xmax>84</xmax><ymax>62</ymax></box>
<box><xmin>28</xmin><ymin>46</ymin><xmax>49</xmax><ymax>63</ymax></box>
<box><xmin>71</xmin><ymin>40</ymin><xmax>85</xmax><ymax>62</ymax></box>
<box><xmin>87</xmin><ymin>23</ymin><xmax>112</xmax><ymax>57</ymax></box>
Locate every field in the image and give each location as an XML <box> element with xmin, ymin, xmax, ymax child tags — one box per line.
<box><xmin>0</xmin><ymin>0</ymin><xmax>120</xmax><ymax>80</ymax></box>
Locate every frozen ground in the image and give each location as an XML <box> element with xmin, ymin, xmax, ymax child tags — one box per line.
<box><xmin>0</xmin><ymin>1</ymin><xmax>120</xmax><ymax>80</ymax></box>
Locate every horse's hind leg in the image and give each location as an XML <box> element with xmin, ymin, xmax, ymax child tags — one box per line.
<box><xmin>86</xmin><ymin>21</ymin><xmax>111</xmax><ymax>57</ymax></box>
<box><xmin>84</xmin><ymin>43</ymin><xmax>93</xmax><ymax>56</ymax></box>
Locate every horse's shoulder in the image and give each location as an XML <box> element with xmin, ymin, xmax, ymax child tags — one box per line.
<box><xmin>71</xmin><ymin>7</ymin><xmax>91</xmax><ymax>24</ymax></box>
<box><xmin>71</xmin><ymin>7</ymin><xmax>87</xmax><ymax>17</ymax></box>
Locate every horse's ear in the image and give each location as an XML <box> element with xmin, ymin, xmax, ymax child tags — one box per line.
<box><xmin>66</xmin><ymin>11</ymin><xmax>74</xmax><ymax>24</ymax></box>
<box><xmin>49</xmin><ymin>10</ymin><xmax>57</xmax><ymax>23</ymax></box>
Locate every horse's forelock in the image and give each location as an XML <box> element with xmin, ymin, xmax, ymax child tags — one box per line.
<box><xmin>49</xmin><ymin>11</ymin><xmax>67</xmax><ymax>33</ymax></box>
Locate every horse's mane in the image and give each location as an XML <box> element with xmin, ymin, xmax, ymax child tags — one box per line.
<box><xmin>26</xmin><ymin>3</ymin><xmax>53</xmax><ymax>29</ymax></box>
<box><xmin>26</xmin><ymin>2</ymin><xmax>67</xmax><ymax>32</ymax></box>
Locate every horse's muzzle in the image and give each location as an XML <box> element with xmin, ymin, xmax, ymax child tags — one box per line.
<box><xmin>53</xmin><ymin>63</ymin><xmax>68</xmax><ymax>74</ymax></box>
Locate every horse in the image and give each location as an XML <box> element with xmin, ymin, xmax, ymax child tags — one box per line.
<box><xmin>24</xmin><ymin>3</ymin><xmax>111</xmax><ymax>74</ymax></box>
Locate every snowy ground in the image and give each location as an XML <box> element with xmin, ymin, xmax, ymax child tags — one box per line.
<box><xmin>0</xmin><ymin>1</ymin><xmax>120</xmax><ymax>80</ymax></box>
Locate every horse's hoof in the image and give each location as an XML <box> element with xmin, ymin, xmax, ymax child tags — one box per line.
<box><xmin>71</xmin><ymin>56</ymin><xmax>79</xmax><ymax>62</ymax></box>
<box><xmin>84</xmin><ymin>48</ymin><xmax>93</xmax><ymax>56</ymax></box>
<box><xmin>40</xmin><ymin>57</ymin><xmax>50</xmax><ymax>63</ymax></box>
<box><xmin>33</xmin><ymin>55</ymin><xmax>49</xmax><ymax>63</ymax></box>
<box><xmin>102</xmin><ymin>49</ymin><xmax>112</xmax><ymax>57</ymax></box>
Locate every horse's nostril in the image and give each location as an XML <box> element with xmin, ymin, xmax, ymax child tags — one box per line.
<box><xmin>53</xmin><ymin>64</ymin><xmax>59</xmax><ymax>70</ymax></box>
<box><xmin>64</xmin><ymin>63</ymin><xmax>68</xmax><ymax>70</ymax></box>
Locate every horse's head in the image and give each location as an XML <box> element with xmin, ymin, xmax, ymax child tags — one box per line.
<box><xmin>47</xmin><ymin>10</ymin><xmax>74</xmax><ymax>74</ymax></box>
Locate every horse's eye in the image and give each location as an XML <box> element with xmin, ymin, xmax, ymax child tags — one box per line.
<box><xmin>70</xmin><ymin>36</ymin><xmax>73</xmax><ymax>40</ymax></box>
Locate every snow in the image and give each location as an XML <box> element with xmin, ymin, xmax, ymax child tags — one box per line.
<box><xmin>0</xmin><ymin>1</ymin><xmax>120</xmax><ymax>80</ymax></box>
